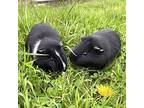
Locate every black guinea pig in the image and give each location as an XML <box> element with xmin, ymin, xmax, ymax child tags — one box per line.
<box><xmin>25</xmin><ymin>23</ymin><xmax>67</xmax><ymax>72</ymax></box>
<box><xmin>70</xmin><ymin>29</ymin><xmax>121</xmax><ymax>69</ymax></box>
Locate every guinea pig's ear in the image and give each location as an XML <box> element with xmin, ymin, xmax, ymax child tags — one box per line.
<box><xmin>93</xmin><ymin>46</ymin><xmax>104</xmax><ymax>52</ymax></box>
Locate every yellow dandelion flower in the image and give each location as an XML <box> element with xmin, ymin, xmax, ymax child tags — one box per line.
<box><xmin>97</xmin><ymin>85</ymin><xmax>113</xmax><ymax>97</ymax></box>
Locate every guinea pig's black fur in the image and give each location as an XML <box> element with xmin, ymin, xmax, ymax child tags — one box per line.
<box><xmin>70</xmin><ymin>29</ymin><xmax>121</xmax><ymax>69</ymax></box>
<box><xmin>25</xmin><ymin>23</ymin><xmax>67</xmax><ymax>72</ymax></box>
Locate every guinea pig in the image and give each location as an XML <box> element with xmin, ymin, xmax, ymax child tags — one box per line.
<box><xmin>25</xmin><ymin>23</ymin><xmax>67</xmax><ymax>72</ymax></box>
<box><xmin>70</xmin><ymin>29</ymin><xmax>121</xmax><ymax>69</ymax></box>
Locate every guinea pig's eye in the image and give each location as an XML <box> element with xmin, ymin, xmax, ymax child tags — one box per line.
<box><xmin>83</xmin><ymin>52</ymin><xmax>87</xmax><ymax>55</ymax></box>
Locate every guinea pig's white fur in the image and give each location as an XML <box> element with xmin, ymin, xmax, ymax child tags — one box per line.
<box><xmin>70</xmin><ymin>29</ymin><xmax>121</xmax><ymax>69</ymax></box>
<box><xmin>25</xmin><ymin>23</ymin><xmax>67</xmax><ymax>72</ymax></box>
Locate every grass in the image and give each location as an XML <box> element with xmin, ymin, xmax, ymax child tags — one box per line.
<box><xmin>18</xmin><ymin>0</ymin><xmax>126</xmax><ymax>107</ymax></box>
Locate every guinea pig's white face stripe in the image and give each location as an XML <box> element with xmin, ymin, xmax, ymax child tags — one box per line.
<box><xmin>55</xmin><ymin>50</ymin><xmax>66</xmax><ymax>70</ymax></box>
<box><xmin>33</xmin><ymin>40</ymin><xmax>41</xmax><ymax>58</ymax></box>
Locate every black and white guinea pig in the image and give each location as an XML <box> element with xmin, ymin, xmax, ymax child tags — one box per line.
<box><xmin>70</xmin><ymin>29</ymin><xmax>121</xmax><ymax>69</ymax></box>
<box><xmin>25</xmin><ymin>23</ymin><xmax>67</xmax><ymax>72</ymax></box>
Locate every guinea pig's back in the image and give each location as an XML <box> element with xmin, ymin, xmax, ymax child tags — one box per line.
<box><xmin>94</xmin><ymin>29</ymin><xmax>121</xmax><ymax>57</ymax></box>
<box><xmin>26</xmin><ymin>23</ymin><xmax>60</xmax><ymax>51</ymax></box>
<box><xmin>29</xmin><ymin>23</ymin><xmax>60</xmax><ymax>41</ymax></box>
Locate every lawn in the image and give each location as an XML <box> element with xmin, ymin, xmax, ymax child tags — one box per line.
<box><xmin>18</xmin><ymin>0</ymin><xmax>126</xmax><ymax>107</ymax></box>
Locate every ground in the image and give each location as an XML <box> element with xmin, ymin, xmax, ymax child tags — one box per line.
<box><xmin>18</xmin><ymin>0</ymin><xmax>126</xmax><ymax>107</ymax></box>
